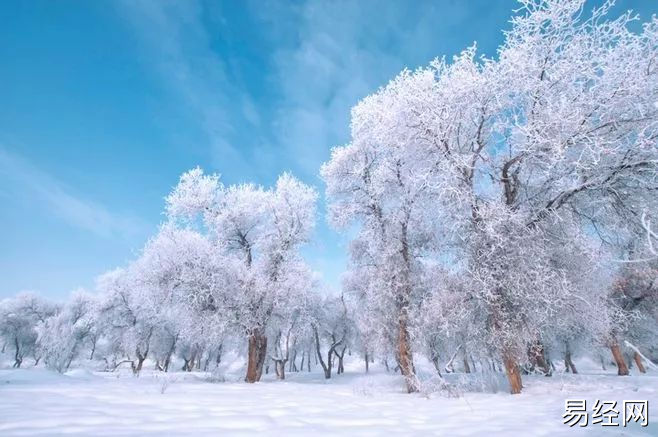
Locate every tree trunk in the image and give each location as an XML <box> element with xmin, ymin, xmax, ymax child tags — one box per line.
<box><xmin>397</xmin><ymin>316</ymin><xmax>417</xmax><ymax>393</ymax></box>
<box><xmin>528</xmin><ymin>340</ymin><xmax>551</xmax><ymax>376</ymax></box>
<box><xmin>187</xmin><ymin>349</ymin><xmax>197</xmax><ymax>372</ymax></box>
<box><xmin>365</xmin><ymin>351</ymin><xmax>369</xmax><ymax>373</ymax></box>
<box><xmin>610</xmin><ymin>343</ymin><xmax>629</xmax><ymax>376</ymax></box>
<box><xmin>135</xmin><ymin>353</ymin><xmax>146</xmax><ymax>374</ymax></box>
<box><xmin>300</xmin><ymin>351</ymin><xmax>305</xmax><ymax>372</ymax></box>
<box><xmin>13</xmin><ymin>337</ymin><xmax>22</xmax><ymax>368</ymax></box>
<box><xmin>203</xmin><ymin>354</ymin><xmax>211</xmax><ymax>371</ymax></box>
<box><xmin>633</xmin><ymin>352</ymin><xmax>646</xmax><ymax>374</ymax></box>
<box><xmin>334</xmin><ymin>346</ymin><xmax>346</xmax><ymax>375</ymax></box>
<box><xmin>289</xmin><ymin>350</ymin><xmax>296</xmax><ymax>372</ymax></box>
<box><xmin>66</xmin><ymin>351</ymin><xmax>76</xmax><ymax>371</ymax></box>
<box><xmin>276</xmin><ymin>360</ymin><xmax>286</xmax><ymax>380</ymax></box>
<box><xmin>215</xmin><ymin>344</ymin><xmax>223</xmax><ymax>367</ymax></box>
<box><xmin>462</xmin><ymin>347</ymin><xmax>471</xmax><ymax>374</ymax></box>
<box><xmin>245</xmin><ymin>329</ymin><xmax>268</xmax><ymax>383</ymax></box>
<box><xmin>89</xmin><ymin>339</ymin><xmax>97</xmax><ymax>360</ymax></box>
<box><xmin>313</xmin><ymin>326</ymin><xmax>331</xmax><ymax>379</ymax></box>
<box><xmin>162</xmin><ymin>341</ymin><xmax>174</xmax><ymax>372</ymax></box>
<box><xmin>502</xmin><ymin>350</ymin><xmax>523</xmax><ymax>394</ymax></box>
<box><xmin>564</xmin><ymin>346</ymin><xmax>578</xmax><ymax>374</ymax></box>
<box><xmin>431</xmin><ymin>355</ymin><xmax>442</xmax><ymax>376</ymax></box>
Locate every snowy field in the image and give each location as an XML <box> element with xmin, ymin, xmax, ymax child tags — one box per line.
<box><xmin>1</xmin><ymin>362</ymin><xmax>656</xmax><ymax>436</ymax></box>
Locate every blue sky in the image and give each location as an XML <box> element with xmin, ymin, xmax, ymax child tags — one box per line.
<box><xmin>0</xmin><ymin>0</ymin><xmax>654</xmax><ymax>299</ymax></box>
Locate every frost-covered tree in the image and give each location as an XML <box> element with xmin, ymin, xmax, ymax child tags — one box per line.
<box><xmin>97</xmin><ymin>268</ymin><xmax>161</xmax><ymax>374</ymax></box>
<box><xmin>608</xmin><ymin>262</ymin><xmax>658</xmax><ymax>373</ymax></box>
<box><xmin>321</xmin><ymin>89</ymin><xmax>443</xmax><ymax>390</ymax></box>
<box><xmin>36</xmin><ymin>290</ymin><xmax>98</xmax><ymax>372</ymax></box>
<box><xmin>0</xmin><ymin>293</ymin><xmax>57</xmax><ymax>368</ymax></box>
<box><xmin>324</xmin><ymin>0</ymin><xmax>657</xmax><ymax>394</ymax></box>
<box><xmin>165</xmin><ymin>168</ymin><xmax>318</xmax><ymax>382</ymax></box>
<box><xmin>310</xmin><ymin>294</ymin><xmax>353</xmax><ymax>379</ymax></box>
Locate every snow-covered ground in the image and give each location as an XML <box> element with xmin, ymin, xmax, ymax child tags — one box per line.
<box><xmin>0</xmin><ymin>362</ymin><xmax>656</xmax><ymax>436</ymax></box>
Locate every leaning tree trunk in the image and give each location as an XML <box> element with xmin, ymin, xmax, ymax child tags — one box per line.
<box><xmin>502</xmin><ymin>349</ymin><xmax>523</xmax><ymax>395</ymax></box>
<box><xmin>89</xmin><ymin>337</ymin><xmax>97</xmax><ymax>360</ymax></box>
<box><xmin>610</xmin><ymin>342</ymin><xmax>629</xmax><ymax>376</ymax></box>
<box><xmin>163</xmin><ymin>336</ymin><xmax>177</xmax><ymax>373</ymax></box>
<box><xmin>431</xmin><ymin>354</ymin><xmax>442</xmax><ymax>376</ymax></box>
<box><xmin>633</xmin><ymin>352</ymin><xmax>646</xmax><ymax>374</ymax></box>
<box><xmin>312</xmin><ymin>326</ymin><xmax>332</xmax><ymax>379</ymax></box>
<box><xmin>13</xmin><ymin>337</ymin><xmax>22</xmax><ymax>368</ymax></box>
<box><xmin>245</xmin><ymin>329</ymin><xmax>268</xmax><ymax>383</ymax></box>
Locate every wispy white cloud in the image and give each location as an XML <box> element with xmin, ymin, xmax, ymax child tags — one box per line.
<box><xmin>253</xmin><ymin>0</ymin><xmax>506</xmax><ymax>179</ymax></box>
<box><xmin>0</xmin><ymin>147</ymin><xmax>148</xmax><ymax>239</ymax></box>
<box><xmin>116</xmin><ymin>0</ymin><xmax>267</xmax><ymax>181</ymax></box>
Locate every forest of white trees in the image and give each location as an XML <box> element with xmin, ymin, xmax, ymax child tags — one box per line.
<box><xmin>1</xmin><ymin>0</ymin><xmax>657</xmax><ymax>396</ymax></box>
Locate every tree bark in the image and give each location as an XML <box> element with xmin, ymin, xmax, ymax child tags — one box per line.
<box><xmin>245</xmin><ymin>329</ymin><xmax>268</xmax><ymax>383</ymax></box>
<box><xmin>633</xmin><ymin>352</ymin><xmax>646</xmax><ymax>374</ymax></box>
<box><xmin>397</xmin><ymin>316</ymin><xmax>417</xmax><ymax>393</ymax></box>
<box><xmin>610</xmin><ymin>343</ymin><xmax>629</xmax><ymax>376</ymax></box>
<box><xmin>365</xmin><ymin>351</ymin><xmax>369</xmax><ymax>373</ymax></box>
<box><xmin>503</xmin><ymin>350</ymin><xmax>523</xmax><ymax>394</ymax></box>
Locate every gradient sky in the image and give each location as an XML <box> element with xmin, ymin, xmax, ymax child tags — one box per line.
<box><xmin>0</xmin><ymin>0</ymin><xmax>654</xmax><ymax>299</ymax></box>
